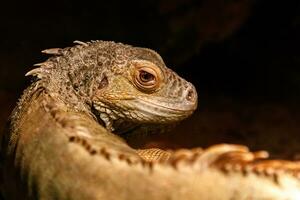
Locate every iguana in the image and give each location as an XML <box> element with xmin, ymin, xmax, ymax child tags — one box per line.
<box><xmin>1</xmin><ymin>40</ymin><xmax>300</xmax><ymax>200</ymax></box>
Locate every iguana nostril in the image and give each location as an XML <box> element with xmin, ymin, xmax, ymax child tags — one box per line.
<box><xmin>186</xmin><ymin>89</ymin><xmax>195</xmax><ymax>102</ymax></box>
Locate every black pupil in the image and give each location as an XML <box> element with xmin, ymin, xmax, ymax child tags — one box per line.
<box><xmin>140</xmin><ymin>70</ymin><xmax>154</xmax><ymax>82</ymax></box>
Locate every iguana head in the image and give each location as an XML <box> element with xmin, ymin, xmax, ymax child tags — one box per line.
<box><xmin>89</xmin><ymin>42</ymin><xmax>198</xmax><ymax>131</ymax></box>
<box><xmin>27</xmin><ymin>41</ymin><xmax>197</xmax><ymax>132</ymax></box>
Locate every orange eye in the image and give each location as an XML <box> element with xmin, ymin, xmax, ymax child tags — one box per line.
<box><xmin>133</xmin><ymin>66</ymin><xmax>162</xmax><ymax>92</ymax></box>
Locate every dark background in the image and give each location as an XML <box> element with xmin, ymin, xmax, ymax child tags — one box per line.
<box><xmin>1</xmin><ymin>0</ymin><xmax>300</xmax><ymax>156</ymax></box>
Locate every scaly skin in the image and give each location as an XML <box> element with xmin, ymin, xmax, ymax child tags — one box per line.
<box><xmin>1</xmin><ymin>41</ymin><xmax>300</xmax><ymax>200</ymax></box>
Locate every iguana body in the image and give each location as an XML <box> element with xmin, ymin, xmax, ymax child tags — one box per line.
<box><xmin>1</xmin><ymin>41</ymin><xmax>300</xmax><ymax>200</ymax></box>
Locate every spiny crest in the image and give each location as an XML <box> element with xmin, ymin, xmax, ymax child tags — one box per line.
<box><xmin>25</xmin><ymin>61</ymin><xmax>54</xmax><ymax>79</ymax></box>
<box><xmin>25</xmin><ymin>40</ymin><xmax>135</xmax><ymax>79</ymax></box>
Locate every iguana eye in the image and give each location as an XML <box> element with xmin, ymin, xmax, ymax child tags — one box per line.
<box><xmin>138</xmin><ymin>68</ymin><xmax>156</xmax><ymax>84</ymax></box>
<box><xmin>133</xmin><ymin>65</ymin><xmax>162</xmax><ymax>93</ymax></box>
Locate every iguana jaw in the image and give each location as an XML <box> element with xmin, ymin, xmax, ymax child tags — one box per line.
<box><xmin>92</xmin><ymin>94</ymin><xmax>197</xmax><ymax>132</ymax></box>
<box><xmin>130</xmin><ymin>96</ymin><xmax>197</xmax><ymax>120</ymax></box>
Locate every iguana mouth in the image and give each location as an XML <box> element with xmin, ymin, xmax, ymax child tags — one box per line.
<box><xmin>136</xmin><ymin>97</ymin><xmax>197</xmax><ymax>113</ymax></box>
<box><xmin>128</xmin><ymin>98</ymin><xmax>196</xmax><ymax>123</ymax></box>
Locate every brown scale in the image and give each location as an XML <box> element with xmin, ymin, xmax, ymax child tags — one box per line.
<box><xmin>137</xmin><ymin>148</ymin><xmax>171</xmax><ymax>162</ymax></box>
<box><xmin>68</xmin><ymin>136</ymin><xmax>97</xmax><ymax>155</ymax></box>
